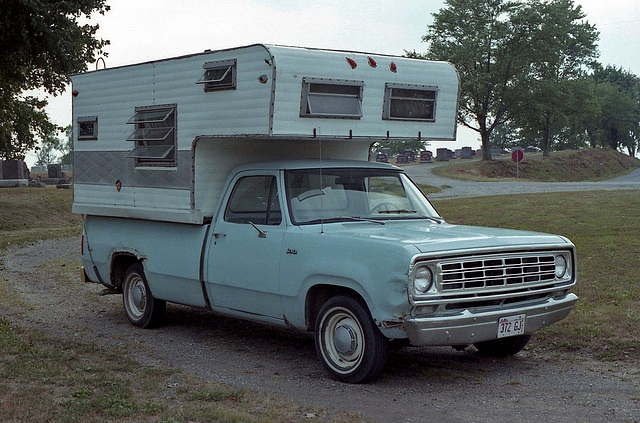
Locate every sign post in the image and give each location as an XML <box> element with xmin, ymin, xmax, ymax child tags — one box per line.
<box><xmin>511</xmin><ymin>149</ymin><xmax>524</xmax><ymax>179</ymax></box>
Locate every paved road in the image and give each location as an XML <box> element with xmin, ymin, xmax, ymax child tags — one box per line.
<box><xmin>404</xmin><ymin>162</ymin><xmax>640</xmax><ymax>199</ymax></box>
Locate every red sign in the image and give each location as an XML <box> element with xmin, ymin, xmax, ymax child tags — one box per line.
<box><xmin>512</xmin><ymin>149</ymin><xmax>524</xmax><ymax>163</ymax></box>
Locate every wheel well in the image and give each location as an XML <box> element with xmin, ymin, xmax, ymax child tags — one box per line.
<box><xmin>305</xmin><ymin>284</ymin><xmax>368</xmax><ymax>330</ymax></box>
<box><xmin>110</xmin><ymin>253</ymin><xmax>140</xmax><ymax>288</ymax></box>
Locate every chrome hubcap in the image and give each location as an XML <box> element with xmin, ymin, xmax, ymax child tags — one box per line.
<box><xmin>319</xmin><ymin>307</ymin><xmax>365</xmax><ymax>374</ymax></box>
<box><xmin>125</xmin><ymin>275</ymin><xmax>147</xmax><ymax>319</ymax></box>
<box><xmin>334</xmin><ymin>325</ymin><xmax>357</xmax><ymax>355</ymax></box>
<box><xmin>132</xmin><ymin>283</ymin><xmax>146</xmax><ymax>311</ymax></box>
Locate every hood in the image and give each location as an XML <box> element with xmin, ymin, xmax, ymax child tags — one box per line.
<box><xmin>310</xmin><ymin>220</ymin><xmax>570</xmax><ymax>255</ymax></box>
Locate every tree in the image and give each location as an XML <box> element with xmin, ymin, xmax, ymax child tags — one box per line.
<box><xmin>35</xmin><ymin>131</ymin><xmax>61</xmax><ymax>166</ymax></box>
<box><xmin>417</xmin><ymin>0</ymin><xmax>598</xmax><ymax>160</ymax></box>
<box><xmin>416</xmin><ymin>0</ymin><xmax>533</xmax><ymax>160</ymax></box>
<box><xmin>512</xmin><ymin>0</ymin><xmax>598</xmax><ymax>156</ymax></box>
<box><xmin>58</xmin><ymin>125</ymin><xmax>74</xmax><ymax>166</ymax></box>
<box><xmin>489</xmin><ymin>121</ymin><xmax>521</xmax><ymax>151</ymax></box>
<box><xmin>34</xmin><ymin>125</ymin><xmax>73</xmax><ymax>166</ymax></box>
<box><xmin>590</xmin><ymin>65</ymin><xmax>640</xmax><ymax>155</ymax></box>
<box><xmin>0</xmin><ymin>0</ymin><xmax>109</xmax><ymax>160</ymax></box>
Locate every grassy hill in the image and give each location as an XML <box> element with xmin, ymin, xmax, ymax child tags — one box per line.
<box><xmin>432</xmin><ymin>148</ymin><xmax>640</xmax><ymax>182</ymax></box>
<box><xmin>0</xmin><ymin>186</ymin><xmax>82</xmax><ymax>249</ymax></box>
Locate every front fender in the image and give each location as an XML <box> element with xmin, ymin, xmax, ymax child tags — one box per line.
<box><xmin>280</xmin><ymin>230</ymin><xmax>416</xmax><ymax>335</ymax></box>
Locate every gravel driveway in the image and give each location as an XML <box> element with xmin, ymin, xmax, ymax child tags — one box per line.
<box><xmin>404</xmin><ymin>163</ymin><xmax>640</xmax><ymax>199</ymax></box>
<box><xmin>2</xmin><ymin>238</ymin><xmax>639</xmax><ymax>423</ymax></box>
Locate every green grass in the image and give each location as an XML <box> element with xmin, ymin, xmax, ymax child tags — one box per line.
<box><xmin>417</xmin><ymin>183</ymin><xmax>442</xmax><ymax>195</ymax></box>
<box><xmin>0</xmin><ymin>318</ymin><xmax>365</xmax><ymax>422</ymax></box>
<box><xmin>433</xmin><ymin>190</ymin><xmax>640</xmax><ymax>361</ymax></box>
<box><xmin>0</xmin><ymin>186</ymin><xmax>82</xmax><ymax>249</ymax></box>
<box><xmin>433</xmin><ymin>148</ymin><xmax>640</xmax><ymax>182</ymax></box>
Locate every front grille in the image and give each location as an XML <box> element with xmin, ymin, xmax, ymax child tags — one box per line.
<box><xmin>439</xmin><ymin>253</ymin><xmax>557</xmax><ymax>292</ymax></box>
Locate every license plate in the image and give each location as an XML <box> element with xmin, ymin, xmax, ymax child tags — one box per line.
<box><xmin>497</xmin><ymin>314</ymin><xmax>526</xmax><ymax>338</ymax></box>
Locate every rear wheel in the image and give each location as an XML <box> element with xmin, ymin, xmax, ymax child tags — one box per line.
<box><xmin>122</xmin><ymin>263</ymin><xmax>166</xmax><ymax>328</ymax></box>
<box><xmin>315</xmin><ymin>295</ymin><xmax>388</xmax><ymax>383</ymax></box>
<box><xmin>474</xmin><ymin>335</ymin><xmax>531</xmax><ymax>357</ymax></box>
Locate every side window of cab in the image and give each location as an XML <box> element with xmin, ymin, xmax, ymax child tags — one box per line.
<box><xmin>224</xmin><ymin>176</ymin><xmax>281</xmax><ymax>225</ymax></box>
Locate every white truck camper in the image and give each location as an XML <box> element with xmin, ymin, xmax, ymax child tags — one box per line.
<box><xmin>74</xmin><ymin>44</ymin><xmax>577</xmax><ymax>383</ymax></box>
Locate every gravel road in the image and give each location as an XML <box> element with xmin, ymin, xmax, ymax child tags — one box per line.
<box><xmin>404</xmin><ymin>162</ymin><xmax>640</xmax><ymax>199</ymax></box>
<box><xmin>2</xmin><ymin>237</ymin><xmax>639</xmax><ymax>423</ymax></box>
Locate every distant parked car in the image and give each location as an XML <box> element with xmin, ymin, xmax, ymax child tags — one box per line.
<box><xmin>525</xmin><ymin>146</ymin><xmax>540</xmax><ymax>153</ymax></box>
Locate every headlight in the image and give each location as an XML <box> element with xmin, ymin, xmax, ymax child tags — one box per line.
<box><xmin>555</xmin><ymin>255</ymin><xmax>568</xmax><ymax>278</ymax></box>
<box><xmin>413</xmin><ymin>266</ymin><xmax>433</xmax><ymax>294</ymax></box>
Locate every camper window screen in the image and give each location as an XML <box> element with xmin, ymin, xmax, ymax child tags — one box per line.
<box><xmin>126</xmin><ymin>104</ymin><xmax>177</xmax><ymax>166</ymax></box>
<box><xmin>77</xmin><ymin>116</ymin><xmax>98</xmax><ymax>140</ymax></box>
<box><xmin>197</xmin><ymin>59</ymin><xmax>236</xmax><ymax>92</ymax></box>
<box><xmin>300</xmin><ymin>78</ymin><xmax>363</xmax><ymax>119</ymax></box>
<box><xmin>383</xmin><ymin>83</ymin><xmax>437</xmax><ymax>121</ymax></box>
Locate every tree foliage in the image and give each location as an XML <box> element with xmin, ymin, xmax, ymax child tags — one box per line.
<box><xmin>417</xmin><ymin>0</ymin><xmax>599</xmax><ymax>159</ymax></box>
<box><xmin>0</xmin><ymin>0</ymin><xmax>109</xmax><ymax>160</ymax></box>
<box><xmin>35</xmin><ymin>131</ymin><xmax>61</xmax><ymax>166</ymax></box>
<box><xmin>35</xmin><ymin>125</ymin><xmax>73</xmax><ymax>166</ymax></box>
<box><xmin>589</xmin><ymin>65</ymin><xmax>640</xmax><ymax>156</ymax></box>
<box><xmin>513</xmin><ymin>0</ymin><xmax>598</xmax><ymax>156</ymax></box>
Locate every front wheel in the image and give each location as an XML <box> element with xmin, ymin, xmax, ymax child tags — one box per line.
<box><xmin>122</xmin><ymin>263</ymin><xmax>166</xmax><ymax>328</ymax></box>
<box><xmin>474</xmin><ymin>335</ymin><xmax>531</xmax><ymax>357</ymax></box>
<box><xmin>315</xmin><ymin>295</ymin><xmax>389</xmax><ymax>383</ymax></box>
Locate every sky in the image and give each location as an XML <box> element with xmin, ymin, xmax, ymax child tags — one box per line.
<box><xmin>37</xmin><ymin>0</ymin><xmax>640</xmax><ymax>164</ymax></box>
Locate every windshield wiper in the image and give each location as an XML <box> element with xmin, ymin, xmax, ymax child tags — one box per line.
<box><xmin>302</xmin><ymin>217</ymin><xmax>385</xmax><ymax>225</ymax></box>
<box><xmin>337</xmin><ymin>216</ymin><xmax>386</xmax><ymax>225</ymax></box>
<box><xmin>375</xmin><ymin>210</ymin><xmax>444</xmax><ymax>224</ymax></box>
<box><xmin>376</xmin><ymin>209</ymin><xmax>417</xmax><ymax>214</ymax></box>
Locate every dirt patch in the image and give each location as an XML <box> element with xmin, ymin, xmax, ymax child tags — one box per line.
<box><xmin>1</xmin><ymin>238</ymin><xmax>639</xmax><ymax>423</ymax></box>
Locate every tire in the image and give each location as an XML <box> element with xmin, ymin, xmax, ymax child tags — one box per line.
<box><xmin>122</xmin><ymin>263</ymin><xmax>166</xmax><ymax>328</ymax></box>
<box><xmin>314</xmin><ymin>295</ymin><xmax>389</xmax><ymax>383</ymax></box>
<box><xmin>474</xmin><ymin>335</ymin><xmax>531</xmax><ymax>357</ymax></box>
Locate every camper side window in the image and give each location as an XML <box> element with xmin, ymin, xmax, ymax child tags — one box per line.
<box><xmin>77</xmin><ymin>116</ymin><xmax>98</xmax><ymax>141</ymax></box>
<box><xmin>196</xmin><ymin>59</ymin><xmax>237</xmax><ymax>92</ymax></box>
<box><xmin>383</xmin><ymin>83</ymin><xmax>438</xmax><ymax>122</ymax></box>
<box><xmin>125</xmin><ymin>104</ymin><xmax>177</xmax><ymax>167</ymax></box>
<box><xmin>300</xmin><ymin>78</ymin><xmax>363</xmax><ymax>119</ymax></box>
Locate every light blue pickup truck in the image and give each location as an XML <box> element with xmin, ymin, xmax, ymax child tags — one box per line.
<box><xmin>82</xmin><ymin>159</ymin><xmax>577</xmax><ymax>383</ymax></box>
<box><xmin>73</xmin><ymin>44</ymin><xmax>577</xmax><ymax>382</ymax></box>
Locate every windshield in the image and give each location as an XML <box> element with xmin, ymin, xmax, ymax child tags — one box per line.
<box><xmin>285</xmin><ymin>168</ymin><xmax>441</xmax><ymax>225</ymax></box>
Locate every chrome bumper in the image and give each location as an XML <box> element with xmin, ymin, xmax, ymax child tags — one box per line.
<box><xmin>404</xmin><ymin>294</ymin><xmax>578</xmax><ymax>346</ymax></box>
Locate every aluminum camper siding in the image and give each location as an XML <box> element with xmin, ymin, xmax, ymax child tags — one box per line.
<box><xmin>268</xmin><ymin>45</ymin><xmax>459</xmax><ymax>140</ymax></box>
<box><xmin>72</xmin><ymin>44</ymin><xmax>275</xmax><ymax>223</ymax></box>
<box><xmin>72</xmin><ymin>44</ymin><xmax>460</xmax><ymax>224</ymax></box>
